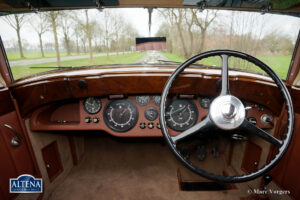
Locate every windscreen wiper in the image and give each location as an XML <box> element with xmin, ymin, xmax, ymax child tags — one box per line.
<box><xmin>29</xmin><ymin>66</ymin><xmax>73</xmax><ymax>69</ymax></box>
<box><xmin>158</xmin><ymin>60</ymin><xmax>215</xmax><ymax>68</ymax></box>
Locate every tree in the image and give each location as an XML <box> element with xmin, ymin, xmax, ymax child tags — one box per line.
<box><xmin>59</xmin><ymin>11</ymin><xmax>73</xmax><ymax>56</ymax></box>
<box><xmin>29</xmin><ymin>13</ymin><xmax>49</xmax><ymax>57</ymax></box>
<box><xmin>3</xmin><ymin>14</ymin><xmax>27</xmax><ymax>58</ymax></box>
<box><xmin>48</xmin><ymin>11</ymin><xmax>61</xmax><ymax>66</ymax></box>
<box><xmin>73</xmin><ymin>10</ymin><xmax>94</xmax><ymax>61</ymax></box>
<box><xmin>192</xmin><ymin>10</ymin><xmax>218</xmax><ymax>53</ymax></box>
<box><xmin>73</xmin><ymin>24</ymin><xmax>81</xmax><ymax>55</ymax></box>
<box><xmin>85</xmin><ymin>10</ymin><xmax>93</xmax><ymax>62</ymax></box>
<box><xmin>102</xmin><ymin>10</ymin><xmax>112</xmax><ymax>57</ymax></box>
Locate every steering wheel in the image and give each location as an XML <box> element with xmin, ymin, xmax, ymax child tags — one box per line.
<box><xmin>159</xmin><ymin>50</ymin><xmax>294</xmax><ymax>183</ymax></box>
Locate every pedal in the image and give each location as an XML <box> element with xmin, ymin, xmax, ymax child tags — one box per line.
<box><xmin>179</xmin><ymin>145</ymin><xmax>190</xmax><ymax>160</ymax></box>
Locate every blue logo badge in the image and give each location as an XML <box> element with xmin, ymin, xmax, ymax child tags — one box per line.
<box><xmin>10</xmin><ymin>174</ymin><xmax>43</xmax><ymax>193</ymax></box>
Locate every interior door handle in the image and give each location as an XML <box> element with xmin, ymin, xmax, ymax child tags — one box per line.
<box><xmin>3</xmin><ymin>124</ymin><xmax>22</xmax><ymax>147</ymax></box>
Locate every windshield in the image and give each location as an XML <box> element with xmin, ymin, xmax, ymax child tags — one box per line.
<box><xmin>0</xmin><ymin>8</ymin><xmax>299</xmax><ymax>80</ymax></box>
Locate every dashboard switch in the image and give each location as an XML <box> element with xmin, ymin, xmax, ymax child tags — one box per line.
<box><xmin>157</xmin><ymin>123</ymin><xmax>161</xmax><ymax>129</ymax></box>
<box><xmin>261</xmin><ymin>114</ymin><xmax>273</xmax><ymax>126</ymax></box>
<box><xmin>247</xmin><ymin>117</ymin><xmax>257</xmax><ymax>125</ymax></box>
<box><xmin>93</xmin><ymin>117</ymin><xmax>99</xmax><ymax>123</ymax></box>
<box><xmin>85</xmin><ymin>117</ymin><xmax>91</xmax><ymax>123</ymax></box>
<box><xmin>148</xmin><ymin>122</ymin><xmax>154</xmax><ymax>129</ymax></box>
<box><xmin>139</xmin><ymin>122</ymin><xmax>146</xmax><ymax>129</ymax></box>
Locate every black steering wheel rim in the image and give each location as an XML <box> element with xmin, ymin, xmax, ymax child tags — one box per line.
<box><xmin>159</xmin><ymin>49</ymin><xmax>294</xmax><ymax>183</ymax></box>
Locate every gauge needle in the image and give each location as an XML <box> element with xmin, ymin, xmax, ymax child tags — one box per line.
<box><xmin>119</xmin><ymin>107</ymin><xmax>128</xmax><ymax>117</ymax></box>
<box><xmin>172</xmin><ymin>105</ymin><xmax>186</xmax><ymax>115</ymax></box>
<box><xmin>149</xmin><ymin>112</ymin><xmax>154</xmax><ymax>117</ymax></box>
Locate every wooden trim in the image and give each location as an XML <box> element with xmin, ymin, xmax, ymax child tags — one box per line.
<box><xmin>11</xmin><ymin>97</ymin><xmax>42</xmax><ymax>178</ymax></box>
<box><xmin>11</xmin><ymin>67</ymin><xmax>284</xmax><ymax>117</ymax></box>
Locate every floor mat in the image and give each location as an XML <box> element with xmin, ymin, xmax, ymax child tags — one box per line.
<box><xmin>49</xmin><ymin>135</ymin><xmax>244</xmax><ymax>200</ymax></box>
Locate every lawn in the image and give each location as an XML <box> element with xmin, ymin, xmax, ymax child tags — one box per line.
<box><xmin>6</xmin><ymin>51</ymin><xmax>89</xmax><ymax>61</ymax></box>
<box><xmin>11</xmin><ymin>52</ymin><xmax>146</xmax><ymax>80</ymax></box>
<box><xmin>161</xmin><ymin>51</ymin><xmax>292</xmax><ymax>79</ymax></box>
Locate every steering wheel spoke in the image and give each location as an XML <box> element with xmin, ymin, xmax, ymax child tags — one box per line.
<box><xmin>240</xmin><ymin>119</ymin><xmax>283</xmax><ymax>147</ymax></box>
<box><xmin>160</xmin><ymin>50</ymin><xmax>293</xmax><ymax>183</ymax></box>
<box><xmin>171</xmin><ymin>116</ymin><xmax>212</xmax><ymax>143</ymax></box>
<box><xmin>220</xmin><ymin>54</ymin><xmax>230</xmax><ymax>96</ymax></box>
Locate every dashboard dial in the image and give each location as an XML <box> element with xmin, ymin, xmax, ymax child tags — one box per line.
<box><xmin>153</xmin><ymin>95</ymin><xmax>161</xmax><ymax>106</ymax></box>
<box><xmin>136</xmin><ymin>96</ymin><xmax>150</xmax><ymax>106</ymax></box>
<box><xmin>103</xmin><ymin>99</ymin><xmax>138</xmax><ymax>132</ymax></box>
<box><xmin>200</xmin><ymin>98</ymin><xmax>211</xmax><ymax>109</ymax></box>
<box><xmin>145</xmin><ymin>107</ymin><xmax>158</xmax><ymax>121</ymax></box>
<box><xmin>83</xmin><ymin>97</ymin><xmax>102</xmax><ymax>114</ymax></box>
<box><xmin>166</xmin><ymin>99</ymin><xmax>198</xmax><ymax>132</ymax></box>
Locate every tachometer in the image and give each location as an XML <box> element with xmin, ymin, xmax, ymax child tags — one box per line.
<box><xmin>166</xmin><ymin>99</ymin><xmax>198</xmax><ymax>132</ymax></box>
<box><xmin>83</xmin><ymin>97</ymin><xmax>102</xmax><ymax>114</ymax></box>
<box><xmin>103</xmin><ymin>99</ymin><xmax>138</xmax><ymax>132</ymax></box>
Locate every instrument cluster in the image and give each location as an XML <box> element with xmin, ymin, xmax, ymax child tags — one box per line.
<box><xmin>81</xmin><ymin>95</ymin><xmax>273</xmax><ymax>135</ymax></box>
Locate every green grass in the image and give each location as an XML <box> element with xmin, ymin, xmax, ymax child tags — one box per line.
<box><xmin>161</xmin><ymin>52</ymin><xmax>292</xmax><ymax>79</ymax></box>
<box><xmin>11</xmin><ymin>52</ymin><xmax>146</xmax><ymax>80</ymax></box>
<box><xmin>6</xmin><ymin>51</ymin><xmax>89</xmax><ymax>61</ymax></box>
<box><xmin>161</xmin><ymin>52</ymin><xmax>185</xmax><ymax>62</ymax></box>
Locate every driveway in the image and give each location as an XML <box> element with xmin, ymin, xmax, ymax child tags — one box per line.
<box><xmin>134</xmin><ymin>51</ymin><xmax>170</xmax><ymax>64</ymax></box>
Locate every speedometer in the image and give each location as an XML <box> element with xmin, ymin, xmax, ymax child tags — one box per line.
<box><xmin>103</xmin><ymin>99</ymin><xmax>138</xmax><ymax>132</ymax></box>
<box><xmin>83</xmin><ymin>97</ymin><xmax>102</xmax><ymax>114</ymax></box>
<box><xmin>166</xmin><ymin>99</ymin><xmax>198</xmax><ymax>132</ymax></box>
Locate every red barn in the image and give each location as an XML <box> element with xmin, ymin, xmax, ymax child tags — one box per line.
<box><xmin>136</xmin><ymin>37</ymin><xmax>167</xmax><ymax>51</ymax></box>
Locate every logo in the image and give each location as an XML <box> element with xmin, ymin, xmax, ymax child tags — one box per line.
<box><xmin>10</xmin><ymin>174</ymin><xmax>42</xmax><ymax>193</ymax></box>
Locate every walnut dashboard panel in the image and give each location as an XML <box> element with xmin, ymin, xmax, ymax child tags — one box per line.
<box><xmin>11</xmin><ymin>67</ymin><xmax>284</xmax><ymax>117</ymax></box>
<box><xmin>30</xmin><ymin>95</ymin><xmax>274</xmax><ymax>138</ymax></box>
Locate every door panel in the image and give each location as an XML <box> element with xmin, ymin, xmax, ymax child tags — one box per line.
<box><xmin>0</xmin><ymin>111</ymin><xmax>35</xmax><ymax>175</ymax></box>
<box><xmin>0</xmin><ymin>88</ymin><xmax>38</xmax><ymax>199</ymax></box>
<box><xmin>0</xmin><ymin>132</ymin><xmax>18</xmax><ymax>200</ymax></box>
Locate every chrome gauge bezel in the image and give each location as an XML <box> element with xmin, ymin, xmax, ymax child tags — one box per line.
<box><xmin>136</xmin><ymin>95</ymin><xmax>150</xmax><ymax>106</ymax></box>
<box><xmin>166</xmin><ymin>99</ymin><xmax>198</xmax><ymax>132</ymax></box>
<box><xmin>144</xmin><ymin>107</ymin><xmax>158</xmax><ymax>121</ymax></box>
<box><xmin>103</xmin><ymin>99</ymin><xmax>139</xmax><ymax>132</ymax></box>
<box><xmin>152</xmin><ymin>95</ymin><xmax>161</xmax><ymax>106</ymax></box>
<box><xmin>83</xmin><ymin>97</ymin><xmax>102</xmax><ymax>114</ymax></box>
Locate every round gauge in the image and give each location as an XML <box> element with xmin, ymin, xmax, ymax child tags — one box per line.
<box><xmin>136</xmin><ymin>96</ymin><xmax>150</xmax><ymax>106</ymax></box>
<box><xmin>153</xmin><ymin>95</ymin><xmax>161</xmax><ymax>106</ymax></box>
<box><xmin>83</xmin><ymin>97</ymin><xmax>102</xmax><ymax>114</ymax></box>
<box><xmin>200</xmin><ymin>98</ymin><xmax>211</xmax><ymax>109</ymax></box>
<box><xmin>145</xmin><ymin>107</ymin><xmax>158</xmax><ymax>121</ymax></box>
<box><xmin>166</xmin><ymin>99</ymin><xmax>198</xmax><ymax>132</ymax></box>
<box><xmin>103</xmin><ymin>99</ymin><xmax>138</xmax><ymax>132</ymax></box>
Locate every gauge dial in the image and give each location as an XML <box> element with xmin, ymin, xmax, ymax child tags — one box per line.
<box><xmin>200</xmin><ymin>98</ymin><xmax>211</xmax><ymax>109</ymax></box>
<box><xmin>103</xmin><ymin>99</ymin><xmax>138</xmax><ymax>132</ymax></box>
<box><xmin>166</xmin><ymin>99</ymin><xmax>198</xmax><ymax>132</ymax></box>
<box><xmin>145</xmin><ymin>107</ymin><xmax>158</xmax><ymax>121</ymax></box>
<box><xmin>83</xmin><ymin>97</ymin><xmax>102</xmax><ymax>114</ymax></box>
<box><xmin>153</xmin><ymin>95</ymin><xmax>161</xmax><ymax>106</ymax></box>
<box><xmin>136</xmin><ymin>96</ymin><xmax>150</xmax><ymax>106</ymax></box>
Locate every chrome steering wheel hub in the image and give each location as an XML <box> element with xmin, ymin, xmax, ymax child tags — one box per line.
<box><xmin>209</xmin><ymin>95</ymin><xmax>245</xmax><ymax>130</ymax></box>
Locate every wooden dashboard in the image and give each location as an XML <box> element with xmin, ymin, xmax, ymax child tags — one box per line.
<box><xmin>11</xmin><ymin>65</ymin><xmax>284</xmax><ymax>118</ymax></box>
<box><xmin>30</xmin><ymin>95</ymin><xmax>274</xmax><ymax>137</ymax></box>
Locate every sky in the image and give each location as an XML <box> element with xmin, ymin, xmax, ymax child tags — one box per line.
<box><xmin>0</xmin><ymin>8</ymin><xmax>299</xmax><ymax>48</ymax></box>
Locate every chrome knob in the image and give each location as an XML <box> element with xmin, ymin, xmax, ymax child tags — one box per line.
<box><xmin>222</xmin><ymin>103</ymin><xmax>237</xmax><ymax>119</ymax></box>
